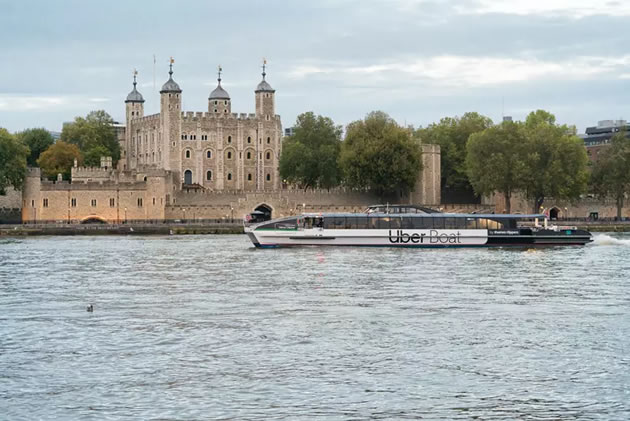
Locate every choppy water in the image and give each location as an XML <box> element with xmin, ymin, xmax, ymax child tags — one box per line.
<box><xmin>0</xmin><ymin>234</ymin><xmax>629</xmax><ymax>420</ymax></box>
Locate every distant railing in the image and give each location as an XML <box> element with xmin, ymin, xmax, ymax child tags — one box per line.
<box><xmin>16</xmin><ymin>218</ymin><xmax>242</xmax><ymax>226</ymax></box>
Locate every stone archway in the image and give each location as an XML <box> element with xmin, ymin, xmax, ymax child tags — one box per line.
<box><xmin>549</xmin><ymin>207</ymin><xmax>560</xmax><ymax>220</ymax></box>
<box><xmin>81</xmin><ymin>216</ymin><xmax>108</xmax><ymax>224</ymax></box>
<box><xmin>254</xmin><ymin>204</ymin><xmax>273</xmax><ymax>221</ymax></box>
<box><xmin>184</xmin><ymin>170</ymin><xmax>193</xmax><ymax>185</ymax></box>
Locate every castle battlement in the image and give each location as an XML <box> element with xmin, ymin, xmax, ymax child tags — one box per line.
<box><xmin>26</xmin><ymin>167</ymin><xmax>41</xmax><ymax>177</ymax></box>
<box><xmin>180</xmin><ymin>111</ymin><xmax>262</xmax><ymax>122</ymax></box>
<box><xmin>134</xmin><ymin>113</ymin><xmax>160</xmax><ymax>123</ymax></box>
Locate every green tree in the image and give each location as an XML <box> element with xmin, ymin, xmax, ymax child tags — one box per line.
<box><xmin>279</xmin><ymin>112</ymin><xmax>342</xmax><ymax>190</ymax></box>
<box><xmin>37</xmin><ymin>141</ymin><xmax>83</xmax><ymax>180</ymax></box>
<box><xmin>466</xmin><ymin>121</ymin><xmax>527</xmax><ymax>213</ymax></box>
<box><xmin>416</xmin><ymin>112</ymin><xmax>493</xmax><ymax>195</ymax></box>
<box><xmin>522</xmin><ymin>110</ymin><xmax>589</xmax><ymax>213</ymax></box>
<box><xmin>17</xmin><ymin>128</ymin><xmax>55</xmax><ymax>166</ymax></box>
<box><xmin>340</xmin><ymin>111</ymin><xmax>422</xmax><ymax>197</ymax></box>
<box><xmin>61</xmin><ymin>110</ymin><xmax>120</xmax><ymax>163</ymax></box>
<box><xmin>591</xmin><ymin>131</ymin><xmax>630</xmax><ymax>219</ymax></box>
<box><xmin>83</xmin><ymin>145</ymin><xmax>111</xmax><ymax>167</ymax></box>
<box><xmin>0</xmin><ymin>128</ymin><xmax>29</xmax><ymax>194</ymax></box>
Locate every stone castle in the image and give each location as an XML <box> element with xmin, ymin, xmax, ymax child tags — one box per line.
<box><xmin>14</xmin><ymin>61</ymin><xmax>443</xmax><ymax>224</ymax></box>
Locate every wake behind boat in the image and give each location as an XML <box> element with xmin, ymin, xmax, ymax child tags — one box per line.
<box><xmin>244</xmin><ymin>205</ymin><xmax>593</xmax><ymax>248</ymax></box>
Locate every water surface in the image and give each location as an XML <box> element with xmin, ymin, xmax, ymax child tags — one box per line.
<box><xmin>1</xmin><ymin>234</ymin><xmax>628</xmax><ymax>419</ymax></box>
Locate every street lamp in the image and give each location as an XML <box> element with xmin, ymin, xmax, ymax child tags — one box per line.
<box><xmin>124</xmin><ymin>207</ymin><xmax>127</xmax><ymax>224</ymax></box>
<box><xmin>230</xmin><ymin>207</ymin><xmax>234</xmax><ymax>221</ymax></box>
<box><xmin>182</xmin><ymin>208</ymin><xmax>186</xmax><ymax>223</ymax></box>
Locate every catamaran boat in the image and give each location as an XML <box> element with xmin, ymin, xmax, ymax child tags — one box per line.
<box><xmin>244</xmin><ymin>205</ymin><xmax>593</xmax><ymax>248</ymax></box>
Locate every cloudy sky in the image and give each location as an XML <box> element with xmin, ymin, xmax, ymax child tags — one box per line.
<box><xmin>1</xmin><ymin>0</ymin><xmax>628</xmax><ymax>133</ymax></box>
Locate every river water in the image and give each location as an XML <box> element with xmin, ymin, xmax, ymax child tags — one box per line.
<box><xmin>0</xmin><ymin>234</ymin><xmax>628</xmax><ymax>420</ymax></box>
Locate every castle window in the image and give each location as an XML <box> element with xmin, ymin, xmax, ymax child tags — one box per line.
<box><xmin>267</xmin><ymin>137</ymin><xmax>271</xmax><ymax>144</ymax></box>
<box><xmin>266</xmin><ymin>174</ymin><xmax>271</xmax><ymax>181</ymax></box>
<box><xmin>227</xmin><ymin>151</ymin><xmax>232</xmax><ymax>159</ymax></box>
<box><xmin>71</xmin><ymin>198</ymin><xmax>77</xmax><ymax>207</ymax></box>
<box><xmin>247</xmin><ymin>136</ymin><xmax>251</xmax><ymax>144</ymax></box>
<box><xmin>227</xmin><ymin>173</ymin><xmax>232</xmax><ymax>181</ymax></box>
<box><xmin>185</xmin><ymin>150</ymin><xmax>191</xmax><ymax>159</ymax></box>
<box><xmin>43</xmin><ymin>198</ymin><xmax>48</xmax><ymax>208</ymax></box>
<box><xmin>224</xmin><ymin>109</ymin><xmax>227</xmax><ymax>113</ymax></box>
<box><xmin>206</xmin><ymin>150</ymin><xmax>212</xmax><ymax>159</ymax></box>
<box><xmin>191</xmin><ymin>135</ymin><xmax>196</xmax><ymax>140</ymax></box>
<box><xmin>202</xmin><ymin>135</ymin><xmax>208</xmax><ymax>140</ymax></box>
<box><xmin>266</xmin><ymin>152</ymin><xmax>271</xmax><ymax>160</ymax></box>
<box><xmin>131</xmin><ymin>111</ymin><xmax>134</xmax><ymax>116</ymax></box>
<box><xmin>152</xmin><ymin>198</ymin><xmax>156</xmax><ymax>205</ymax></box>
<box><xmin>247</xmin><ymin>151</ymin><xmax>251</xmax><ymax>160</ymax></box>
<box><xmin>214</xmin><ymin>101</ymin><xmax>218</xmax><ymax>105</ymax></box>
<box><xmin>91</xmin><ymin>199</ymin><xmax>97</xmax><ymax>207</ymax></box>
<box><xmin>109</xmin><ymin>198</ymin><xmax>115</xmax><ymax>207</ymax></box>
<box><xmin>214</xmin><ymin>109</ymin><xmax>217</xmax><ymax>113</ymax></box>
<box><xmin>224</xmin><ymin>100</ymin><xmax>227</xmax><ymax>105</ymax></box>
<box><xmin>227</xmin><ymin>136</ymin><xmax>232</xmax><ymax>144</ymax></box>
<box><xmin>138</xmin><ymin>198</ymin><xmax>143</xmax><ymax>207</ymax></box>
<box><xmin>206</xmin><ymin>170</ymin><xmax>212</xmax><ymax>181</ymax></box>
<box><xmin>247</xmin><ymin>173</ymin><xmax>252</xmax><ymax>181</ymax></box>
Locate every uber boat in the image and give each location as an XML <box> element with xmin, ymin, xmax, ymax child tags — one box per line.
<box><xmin>244</xmin><ymin>205</ymin><xmax>593</xmax><ymax>248</ymax></box>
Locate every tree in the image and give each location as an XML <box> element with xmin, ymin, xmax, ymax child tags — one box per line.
<box><xmin>17</xmin><ymin>128</ymin><xmax>55</xmax><ymax>166</ymax></box>
<box><xmin>37</xmin><ymin>141</ymin><xmax>82</xmax><ymax>180</ymax></box>
<box><xmin>279</xmin><ymin>112</ymin><xmax>342</xmax><ymax>190</ymax></box>
<box><xmin>0</xmin><ymin>128</ymin><xmax>29</xmax><ymax>195</ymax></box>
<box><xmin>521</xmin><ymin>110</ymin><xmax>589</xmax><ymax>213</ymax></box>
<box><xmin>466</xmin><ymin>121</ymin><xmax>527</xmax><ymax>213</ymax></box>
<box><xmin>591</xmin><ymin>132</ymin><xmax>630</xmax><ymax>219</ymax></box>
<box><xmin>83</xmin><ymin>145</ymin><xmax>110</xmax><ymax>167</ymax></box>
<box><xmin>340</xmin><ymin>111</ymin><xmax>422</xmax><ymax>197</ymax></box>
<box><xmin>416</xmin><ymin>112</ymin><xmax>493</xmax><ymax>195</ymax></box>
<box><xmin>61</xmin><ymin>110</ymin><xmax>120</xmax><ymax>163</ymax></box>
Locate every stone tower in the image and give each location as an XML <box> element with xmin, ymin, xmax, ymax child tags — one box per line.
<box><xmin>208</xmin><ymin>66</ymin><xmax>231</xmax><ymax>115</ymax></box>
<box><xmin>124</xmin><ymin>70</ymin><xmax>144</xmax><ymax>170</ymax></box>
<box><xmin>159</xmin><ymin>59</ymin><xmax>182</xmax><ymax>177</ymax></box>
<box><xmin>255</xmin><ymin>60</ymin><xmax>275</xmax><ymax>120</ymax></box>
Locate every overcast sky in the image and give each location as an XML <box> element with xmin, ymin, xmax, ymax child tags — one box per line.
<box><xmin>1</xmin><ymin>0</ymin><xmax>628</xmax><ymax>134</ymax></box>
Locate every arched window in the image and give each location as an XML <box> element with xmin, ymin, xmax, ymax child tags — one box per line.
<box><xmin>227</xmin><ymin>136</ymin><xmax>232</xmax><ymax>144</ymax></box>
<box><xmin>184</xmin><ymin>170</ymin><xmax>192</xmax><ymax>185</ymax></box>
<box><xmin>247</xmin><ymin>173</ymin><xmax>252</xmax><ymax>181</ymax></box>
<box><xmin>247</xmin><ymin>151</ymin><xmax>251</xmax><ymax>160</ymax></box>
<box><xmin>247</xmin><ymin>136</ymin><xmax>251</xmax><ymax>144</ymax></box>
<box><xmin>266</xmin><ymin>152</ymin><xmax>271</xmax><ymax>160</ymax></box>
<box><xmin>227</xmin><ymin>173</ymin><xmax>232</xmax><ymax>181</ymax></box>
<box><xmin>185</xmin><ymin>150</ymin><xmax>191</xmax><ymax>159</ymax></box>
<box><xmin>267</xmin><ymin>137</ymin><xmax>271</xmax><ymax>144</ymax></box>
<box><xmin>206</xmin><ymin>170</ymin><xmax>212</xmax><ymax>181</ymax></box>
<box><xmin>227</xmin><ymin>151</ymin><xmax>232</xmax><ymax>159</ymax></box>
<box><xmin>206</xmin><ymin>150</ymin><xmax>212</xmax><ymax>159</ymax></box>
<box><xmin>266</xmin><ymin>173</ymin><xmax>271</xmax><ymax>181</ymax></box>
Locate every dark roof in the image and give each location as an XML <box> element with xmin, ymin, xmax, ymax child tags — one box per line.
<box><xmin>209</xmin><ymin>83</ymin><xmax>230</xmax><ymax>100</ymax></box>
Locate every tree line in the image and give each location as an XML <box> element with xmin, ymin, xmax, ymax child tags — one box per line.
<box><xmin>280</xmin><ymin>110</ymin><xmax>630</xmax><ymax>217</ymax></box>
<box><xmin>0</xmin><ymin>110</ymin><xmax>120</xmax><ymax>194</ymax></box>
<box><xmin>2</xmin><ymin>108</ymin><xmax>630</xmax><ymax>217</ymax></box>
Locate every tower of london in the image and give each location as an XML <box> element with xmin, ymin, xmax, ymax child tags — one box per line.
<box><xmin>123</xmin><ymin>61</ymin><xmax>282</xmax><ymax>191</ymax></box>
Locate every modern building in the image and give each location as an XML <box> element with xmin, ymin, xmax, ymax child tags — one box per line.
<box><xmin>579</xmin><ymin>120</ymin><xmax>629</xmax><ymax>161</ymax></box>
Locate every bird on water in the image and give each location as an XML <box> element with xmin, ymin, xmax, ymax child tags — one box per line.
<box><xmin>87</xmin><ymin>304</ymin><xmax>94</xmax><ymax>312</ymax></box>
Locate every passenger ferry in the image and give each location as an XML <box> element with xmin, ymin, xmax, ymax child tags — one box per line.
<box><xmin>244</xmin><ymin>205</ymin><xmax>593</xmax><ymax>248</ymax></box>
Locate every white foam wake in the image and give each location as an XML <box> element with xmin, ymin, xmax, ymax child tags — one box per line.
<box><xmin>592</xmin><ymin>234</ymin><xmax>630</xmax><ymax>246</ymax></box>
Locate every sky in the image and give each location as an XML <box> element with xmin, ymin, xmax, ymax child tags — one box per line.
<box><xmin>0</xmin><ymin>0</ymin><xmax>628</xmax><ymax>134</ymax></box>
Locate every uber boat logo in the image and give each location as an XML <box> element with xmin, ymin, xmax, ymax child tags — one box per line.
<box><xmin>388</xmin><ymin>230</ymin><xmax>463</xmax><ymax>244</ymax></box>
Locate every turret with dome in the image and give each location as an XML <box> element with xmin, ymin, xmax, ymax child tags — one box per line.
<box><xmin>209</xmin><ymin>66</ymin><xmax>231</xmax><ymax>114</ymax></box>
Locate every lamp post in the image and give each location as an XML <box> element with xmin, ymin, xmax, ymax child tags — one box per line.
<box><xmin>124</xmin><ymin>207</ymin><xmax>127</xmax><ymax>224</ymax></box>
<box><xmin>182</xmin><ymin>208</ymin><xmax>186</xmax><ymax>223</ymax></box>
<box><xmin>230</xmin><ymin>207</ymin><xmax>234</xmax><ymax>221</ymax></box>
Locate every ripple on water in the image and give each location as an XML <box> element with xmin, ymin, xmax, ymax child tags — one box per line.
<box><xmin>0</xmin><ymin>234</ymin><xmax>628</xmax><ymax>420</ymax></box>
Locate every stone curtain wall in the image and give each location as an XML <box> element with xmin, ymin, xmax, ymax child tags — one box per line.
<box><xmin>0</xmin><ymin>188</ymin><xmax>22</xmax><ymax>223</ymax></box>
<box><xmin>492</xmin><ymin>192</ymin><xmax>630</xmax><ymax>218</ymax></box>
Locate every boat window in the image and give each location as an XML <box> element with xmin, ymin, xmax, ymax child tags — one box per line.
<box><xmin>444</xmin><ymin>217</ymin><xmax>457</xmax><ymax>229</ymax></box>
<box><xmin>466</xmin><ymin>217</ymin><xmax>477</xmax><ymax>229</ymax></box>
<box><xmin>411</xmin><ymin>217</ymin><xmax>431</xmax><ymax>229</ymax></box>
<box><xmin>401</xmin><ymin>217</ymin><xmax>414</xmax><ymax>229</ymax></box>
<box><xmin>368</xmin><ymin>216</ymin><xmax>379</xmax><ymax>229</ymax></box>
<box><xmin>390</xmin><ymin>217</ymin><xmax>402</xmax><ymax>229</ymax></box>
<box><xmin>487</xmin><ymin>219</ymin><xmax>503</xmax><ymax>229</ymax></box>
<box><xmin>377</xmin><ymin>217</ymin><xmax>391</xmax><ymax>229</ymax></box>
<box><xmin>433</xmin><ymin>217</ymin><xmax>445</xmax><ymax>229</ymax></box>
<box><xmin>303</xmin><ymin>217</ymin><xmax>313</xmax><ymax>229</ymax></box>
<box><xmin>324</xmin><ymin>217</ymin><xmax>345</xmax><ymax>229</ymax></box>
<box><xmin>353</xmin><ymin>216</ymin><xmax>369</xmax><ymax>229</ymax></box>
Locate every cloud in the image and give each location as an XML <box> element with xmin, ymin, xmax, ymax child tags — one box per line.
<box><xmin>459</xmin><ymin>0</ymin><xmax>630</xmax><ymax>18</ymax></box>
<box><xmin>286</xmin><ymin>55</ymin><xmax>630</xmax><ymax>88</ymax></box>
<box><xmin>0</xmin><ymin>95</ymin><xmax>109</xmax><ymax>111</ymax></box>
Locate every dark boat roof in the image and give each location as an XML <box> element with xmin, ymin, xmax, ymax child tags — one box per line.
<box><xmin>301</xmin><ymin>212</ymin><xmax>546</xmax><ymax>219</ymax></box>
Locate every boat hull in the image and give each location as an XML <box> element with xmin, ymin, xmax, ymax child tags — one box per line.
<box><xmin>246</xmin><ymin>228</ymin><xmax>592</xmax><ymax>248</ymax></box>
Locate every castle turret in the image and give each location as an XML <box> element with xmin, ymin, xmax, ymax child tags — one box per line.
<box><xmin>159</xmin><ymin>58</ymin><xmax>182</xmax><ymax>177</ymax></box>
<box><xmin>255</xmin><ymin>60</ymin><xmax>275</xmax><ymax>120</ymax></box>
<box><xmin>209</xmin><ymin>65</ymin><xmax>231</xmax><ymax>115</ymax></box>
<box><xmin>124</xmin><ymin>70</ymin><xmax>144</xmax><ymax>170</ymax></box>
